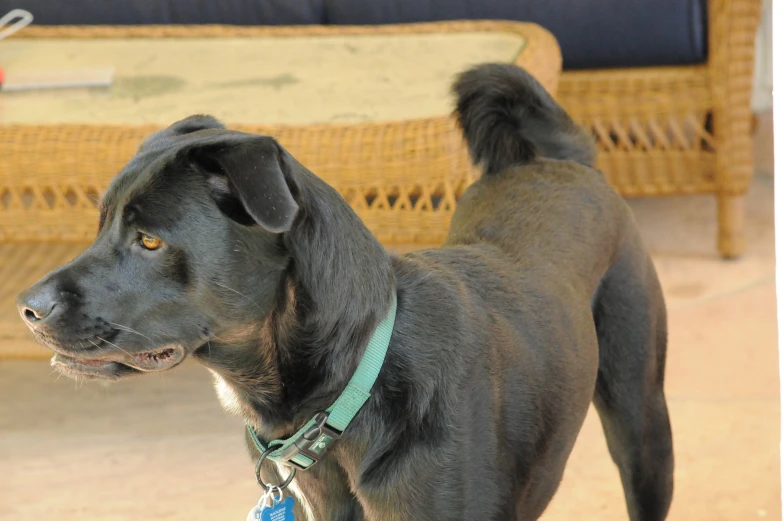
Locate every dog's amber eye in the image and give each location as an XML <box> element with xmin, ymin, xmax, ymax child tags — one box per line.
<box><xmin>139</xmin><ymin>233</ymin><xmax>163</xmax><ymax>251</ymax></box>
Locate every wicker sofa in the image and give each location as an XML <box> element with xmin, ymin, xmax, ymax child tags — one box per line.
<box><xmin>0</xmin><ymin>0</ymin><xmax>762</xmax><ymax>257</ymax></box>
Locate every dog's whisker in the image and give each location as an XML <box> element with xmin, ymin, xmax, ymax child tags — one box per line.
<box><xmin>96</xmin><ymin>336</ymin><xmax>132</xmax><ymax>357</ymax></box>
<box><xmin>213</xmin><ymin>282</ymin><xmax>264</xmax><ymax>311</ymax></box>
<box><xmin>108</xmin><ymin>322</ymin><xmax>153</xmax><ymax>342</ymax></box>
<box><xmin>87</xmin><ymin>339</ymin><xmax>112</xmax><ymax>356</ymax></box>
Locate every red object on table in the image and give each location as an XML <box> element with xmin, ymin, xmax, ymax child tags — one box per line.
<box><xmin>0</xmin><ymin>66</ymin><xmax>5</xmax><ymax>85</ymax></box>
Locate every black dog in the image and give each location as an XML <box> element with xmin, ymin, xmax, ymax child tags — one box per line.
<box><xmin>18</xmin><ymin>63</ymin><xmax>673</xmax><ymax>520</ymax></box>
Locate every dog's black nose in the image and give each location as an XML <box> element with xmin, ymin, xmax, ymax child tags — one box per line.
<box><xmin>17</xmin><ymin>286</ymin><xmax>58</xmax><ymax>325</ymax></box>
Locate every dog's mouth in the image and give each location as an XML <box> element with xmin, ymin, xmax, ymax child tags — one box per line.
<box><xmin>51</xmin><ymin>345</ymin><xmax>187</xmax><ymax>379</ymax></box>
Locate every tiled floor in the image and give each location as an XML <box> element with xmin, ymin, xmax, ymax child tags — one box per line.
<box><xmin>1</xmin><ymin>117</ymin><xmax>778</xmax><ymax>520</ymax></box>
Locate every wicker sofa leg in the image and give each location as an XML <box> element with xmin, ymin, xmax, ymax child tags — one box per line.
<box><xmin>717</xmin><ymin>193</ymin><xmax>746</xmax><ymax>259</ymax></box>
<box><xmin>708</xmin><ymin>0</ymin><xmax>761</xmax><ymax>259</ymax></box>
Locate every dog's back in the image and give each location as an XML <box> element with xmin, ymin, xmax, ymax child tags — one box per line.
<box><xmin>402</xmin><ymin>63</ymin><xmax>674</xmax><ymax>520</ymax></box>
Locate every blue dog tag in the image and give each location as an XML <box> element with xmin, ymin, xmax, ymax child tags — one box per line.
<box><xmin>261</xmin><ymin>496</ymin><xmax>295</xmax><ymax>521</ymax></box>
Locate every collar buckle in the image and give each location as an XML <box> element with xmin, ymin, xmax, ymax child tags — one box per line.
<box><xmin>279</xmin><ymin>411</ymin><xmax>342</xmax><ymax>469</ymax></box>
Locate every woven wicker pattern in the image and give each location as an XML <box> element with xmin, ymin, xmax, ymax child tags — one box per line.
<box><xmin>558</xmin><ymin>0</ymin><xmax>761</xmax><ymax>257</ymax></box>
<box><xmin>1</xmin><ymin>120</ymin><xmax>474</xmax><ymax>244</ymax></box>
<box><xmin>0</xmin><ymin>21</ymin><xmax>561</xmax><ymax>246</ymax></box>
<box><xmin>559</xmin><ymin>67</ymin><xmax>714</xmax><ymax>195</ymax></box>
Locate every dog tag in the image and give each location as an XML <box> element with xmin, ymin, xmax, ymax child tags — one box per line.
<box><xmin>247</xmin><ymin>504</ymin><xmax>263</xmax><ymax>521</ymax></box>
<box><xmin>260</xmin><ymin>496</ymin><xmax>295</xmax><ymax>521</ymax></box>
<box><xmin>247</xmin><ymin>488</ymin><xmax>275</xmax><ymax>521</ymax></box>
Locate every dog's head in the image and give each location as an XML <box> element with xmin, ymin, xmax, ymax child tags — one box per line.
<box><xmin>16</xmin><ymin>116</ymin><xmax>306</xmax><ymax>380</ymax></box>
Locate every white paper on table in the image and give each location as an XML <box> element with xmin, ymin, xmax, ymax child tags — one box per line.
<box><xmin>0</xmin><ymin>67</ymin><xmax>115</xmax><ymax>91</ymax></box>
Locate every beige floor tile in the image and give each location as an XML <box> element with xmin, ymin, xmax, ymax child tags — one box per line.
<box><xmin>1</xmin><ymin>361</ymin><xmax>259</xmax><ymax>521</ymax></box>
<box><xmin>542</xmin><ymin>401</ymin><xmax>780</xmax><ymax>521</ymax></box>
<box><xmin>665</xmin><ymin>280</ymin><xmax>778</xmax><ymax>400</ymax></box>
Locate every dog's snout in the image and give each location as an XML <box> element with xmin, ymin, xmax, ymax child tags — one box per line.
<box><xmin>23</xmin><ymin>305</ymin><xmax>52</xmax><ymax>322</ymax></box>
<box><xmin>17</xmin><ymin>285</ymin><xmax>60</xmax><ymax>326</ymax></box>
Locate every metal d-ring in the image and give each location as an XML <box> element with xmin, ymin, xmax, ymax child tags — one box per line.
<box><xmin>255</xmin><ymin>444</ymin><xmax>296</xmax><ymax>490</ymax></box>
<box><xmin>272</xmin><ymin>486</ymin><xmax>284</xmax><ymax>504</ymax></box>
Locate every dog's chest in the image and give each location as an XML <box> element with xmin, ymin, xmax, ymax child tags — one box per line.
<box><xmin>209</xmin><ymin>370</ymin><xmax>244</xmax><ymax>416</ymax></box>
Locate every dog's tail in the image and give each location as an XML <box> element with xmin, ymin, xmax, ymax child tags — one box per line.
<box><xmin>452</xmin><ymin>63</ymin><xmax>596</xmax><ymax>176</ymax></box>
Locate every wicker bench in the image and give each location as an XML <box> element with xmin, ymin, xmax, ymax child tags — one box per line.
<box><xmin>0</xmin><ymin>21</ymin><xmax>561</xmax><ymax>358</ymax></box>
<box><xmin>0</xmin><ymin>21</ymin><xmax>560</xmax><ymax>244</ymax></box>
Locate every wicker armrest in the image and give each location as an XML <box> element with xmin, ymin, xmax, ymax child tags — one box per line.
<box><xmin>707</xmin><ymin>0</ymin><xmax>762</xmax><ymax>256</ymax></box>
<box><xmin>708</xmin><ymin>0</ymin><xmax>761</xmax><ymax>193</ymax></box>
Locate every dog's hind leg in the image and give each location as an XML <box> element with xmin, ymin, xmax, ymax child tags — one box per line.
<box><xmin>591</xmin><ymin>237</ymin><xmax>674</xmax><ymax>521</ymax></box>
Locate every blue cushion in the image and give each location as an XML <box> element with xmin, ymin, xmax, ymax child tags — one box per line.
<box><xmin>324</xmin><ymin>0</ymin><xmax>707</xmax><ymax>69</ymax></box>
<box><xmin>1</xmin><ymin>0</ymin><xmax>706</xmax><ymax>69</ymax></box>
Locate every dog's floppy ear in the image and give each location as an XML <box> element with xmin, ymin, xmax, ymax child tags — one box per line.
<box><xmin>139</xmin><ymin>115</ymin><xmax>226</xmax><ymax>152</ymax></box>
<box><xmin>166</xmin><ymin>115</ymin><xmax>226</xmax><ymax>135</ymax></box>
<box><xmin>188</xmin><ymin>134</ymin><xmax>299</xmax><ymax>233</ymax></box>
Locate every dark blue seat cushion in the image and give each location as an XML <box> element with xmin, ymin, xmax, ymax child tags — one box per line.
<box><xmin>1</xmin><ymin>0</ymin><xmax>706</xmax><ymax>69</ymax></box>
